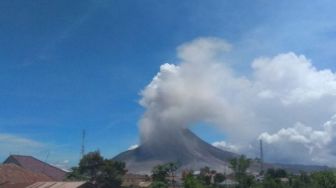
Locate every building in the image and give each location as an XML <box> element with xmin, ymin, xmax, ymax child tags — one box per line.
<box><xmin>3</xmin><ymin>155</ymin><xmax>67</xmax><ymax>181</ymax></box>
<box><xmin>0</xmin><ymin>163</ymin><xmax>52</xmax><ymax>188</ymax></box>
<box><xmin>25</xmin><ymin>182</ymin><xmax>93</xmax><ymax>188</ymax></box>
<box><xmin>219</xmin><ymin>179</ymin><xmax>239</xmax><ymax>187</ymax></box>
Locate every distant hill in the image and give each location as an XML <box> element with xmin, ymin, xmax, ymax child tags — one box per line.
<box><xmin>271</xmin><ymin>163</ymin><xmax>331</xmax><ymax>174</ymax></box>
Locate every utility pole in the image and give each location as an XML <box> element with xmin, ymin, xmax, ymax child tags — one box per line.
<box><xmin>81</xmin><ymin>129</ymin><xmax>86</xmax><ymax>158</ymax></box>
<box><xmin>260</xmin><ymin>139</ymin><xmax>264</xmax><ymax>173</ymax></box>
<box><xmin>42</xmin><ymin>151</ymin><xmax>50</xmax><ymax>174</ymax></box>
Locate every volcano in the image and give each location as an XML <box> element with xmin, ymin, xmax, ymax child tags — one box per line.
<box><xmin>113</xmin><ymin>128</ymin><xmax>238</xmax><ymax>174</ymax></box>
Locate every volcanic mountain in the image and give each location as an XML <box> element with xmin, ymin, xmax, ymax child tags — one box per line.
<box><xmin>113</xmin><ymin>128</ymin><xmax>238</xmax><ymax>174</ymax></box>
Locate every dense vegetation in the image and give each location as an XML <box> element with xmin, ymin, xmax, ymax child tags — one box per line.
<box><xmin>149</xmin><ymin>156</ymin><xmax>336</xmax><ymax>188</ymax></box>
<box><xmin>66</xmin><ymin>151</ymin><xmax>127</xmax><ymax>188</ymax></box>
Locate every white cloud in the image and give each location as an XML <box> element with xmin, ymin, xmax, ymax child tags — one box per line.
<box><xmin>252</xmin><ymin>53</ymin><xmax>336</xmax><ymax>105</ymax></box>
<box><xmin>212</xmin><ymin>141</ymin><xmax>240</xmax><ymax>153</ymax></box>
<box><xmin>258</xmin><ymin>115</ymin><xmax>336</xmax><ymax>165</ymax></box>
<box><xmin>0</xmin><ymin>133</ymin><xmax>44</xmax><ymax>148</ymax></box>
<box><xmin>128</xmin><ymin>144</ymin><xmax>139</xmax><ymax>150</ymax></box>
<box><xmin>0</xmin><ymin>133</ymin><xmax>46</xmax><ymax>160</ymax></box>
<box><xmin>177</xmin><ymin>37</ymin><xmax>231</xmax><ymax>63</ymax></box>
<box><xmin>52</xmin><ymin>160</ymin><xmax>71</xmax><ymax>172</ymax></box>
<box><xmin>139</xmin><ymin>37</ymin><xmax>336</xmax><ymax>165</ymax></box>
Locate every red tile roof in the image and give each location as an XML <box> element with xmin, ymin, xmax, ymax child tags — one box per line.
<box><xmin>0</xmin><ymin>163</ymin><xmax>52</xmax><ymax>188</ymax></box>
<box><xmin>3</xmin><ymin>155</ymin><xmax>67</xmax><ymax>181</ymax></box>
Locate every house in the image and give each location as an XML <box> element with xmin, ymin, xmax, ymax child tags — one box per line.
<box><xmin>3</xmin><ymin>155</ymin><xmax>67</xmax><ymax>181</ymax></box>
<box><xmin>0</xmin><ymin>163</ymin><xmax>52</xmax><ymax>188</ymax></box>
<box><xmin>25</xmin><ymin>181</ymin><xmax>94</xmax><ymax>188</ymax></box>
<box><xmin>255</xmin><ymin>175</ymin><xmax>264</xmax><ymax>182</ymax></box>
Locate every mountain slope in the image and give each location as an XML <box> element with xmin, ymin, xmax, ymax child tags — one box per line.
<box><xmin>113</xmin><ymin>128</ymin><xmax>238</xmax><ymax>173</ymax></box>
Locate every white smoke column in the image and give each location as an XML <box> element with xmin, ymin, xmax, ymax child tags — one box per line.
<box><xmin>139</xmin><ymin>37</ymin><xmax>336</xmax><ymax>164</ymax></box>
<box><xmin>139</xmin><ymin>37</ymin><xmax>253</xmax><ymax>143</ymax></box>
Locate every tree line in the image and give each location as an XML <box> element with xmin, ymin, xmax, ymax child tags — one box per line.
<box><xmin>66</xmin><ymin>151</ymin><xmax>336</xmax><ymax>188</ymax></box>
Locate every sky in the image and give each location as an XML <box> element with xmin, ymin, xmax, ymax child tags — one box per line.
<box><xmin>1</xmin><ymin>0</ymin><xmax>336</xmax><ymax>169</ymax></box>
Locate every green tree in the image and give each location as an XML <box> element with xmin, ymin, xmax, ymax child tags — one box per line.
<box><xmin>151</xmin><ymin>162</ymin><xmax>178</xmax><ymax>188</ymax></box>
<box><xmin>65</xmin><ymin>167</ymin><xmax>88</xmax><ymax>180</ymax></box>
<box><xmin>183</xmin><ymin>174</ymin><xmax>204</xmax><ymax>188</ymax></box>
<box><xmin>78</xmin><ymin>151</ymin><xmax>104</xmax><ymax>182</ymax></box>
<box><xmin>96</xmin><ymin>159</ymin><xmax>127</xmax><ymax>188</ymax></box>
<box><xmin>230</xmin><ymin>155</ymin><xmax>254</xmax><ymax>188</ymax></box>
<box><xmin>152</xmin><ymin>164</ymin><xmax>169</xmax><ymax>183</ymax></box>
<box><xmin>214</xmin><ymin>173</ymin><xmax>225</xmax><ymax>184</ymax></box>
<box><xmin>266</xmin><ymin>168</ymin><xmax>287</xmax><ymax>179</ymax></box>
<box><xmin>151</xmin><ymin>181</ymin><xmax>168</xmax><ymax>188</ymax></box>
<box><xmin>311</xmin><ymin>171</ymin><xmax>336</xmax><ymax>188</ymax></box>
<box><xmin>66</xmin><ymin>151</ymin><xmax>127</xmax><ymax>188</ymax></box>
<box><xmin>262</xmin><ymin>178</ymin><xmax>282</xmax><ymax>188</ymax></box>
<box><xmin>166</xmin><ymin>162</ymin><xmax>179</xmax><ymax>187</ymax></box>
<box><xmin>198</xmin><ymin>166</ymin><xmax>211</xmax><ymax>185</ymax></box>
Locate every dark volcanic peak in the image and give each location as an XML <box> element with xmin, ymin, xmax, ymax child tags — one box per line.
<box><xmin>113</xmin><ymin>128</ymin><xmax>238</xmax><ymax>173</ymax></box>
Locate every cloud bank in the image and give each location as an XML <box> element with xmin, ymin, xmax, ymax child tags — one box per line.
<box><xmin>139</xmin><ymin>37</ymin><xmax>336</xmax><ymax>165</ymax></box>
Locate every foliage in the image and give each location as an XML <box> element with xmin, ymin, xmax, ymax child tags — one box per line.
<box><xmin>151</xmin><ymin>162</ymin><xmax>178</xmax><ymax>188</ymax></box>
<box><xmin>65</xmin><ymin>167</ymin><xmax>88</xmax><ymax>180</ymax></box>
<box><xmin>66</xmin><ymin>151</ymin><xmax>127</xmax><ymax>188</ymax></box>
<box><xmin>261</xmin><ymin>177</ymin><xmax>283</xmax><ymax>188</ymax></box>
<box><xmin>78</xmin><ymin>151</ymin><xmax>104</xmax><ymax>181</ymax></box>
<box><xmin>214</xmin><ymin>173</ymin><xmax>225</xmax><ymax>184</ymax></box>
<box><xmin>266</xmin><ymin>168</ymin><xmax>287</xmax><ymax>179</ymax></box>
<box><xmin>183</xmin><ymin>174</ymin><xmax>204</xmax><ymax>188</ymax></box>
<box><xmin>311</xmin><ymin>171</ymin><xmax>336</xmax><ymax>188</ymax></box>
<box><xmin>150</xmin><ymin>181</ymin><xmax>168</xmax><ymax>188</ymax></box>
<box><xmin>96</xmin><ymin>159</ymin><xmax>127</xmax><ymax>188</ymax></box>
<box><xmin>198</xmin><ymin>166</ymin><xmax>212</xmax><ymax>185</ymax></box>
<box><xmin>230</xmin><ymin>155</ymin><xmax>254</xmax><ymax>188</ymax></box>
<box><xmin>152</xmin><ymin>163</ymin><xmax>170</xmax><ymax>182</ymax></box>
<box><xmin>250</xmin><ymin>170</ymin><xmax>336</xmax><ymax>188</ymax></box>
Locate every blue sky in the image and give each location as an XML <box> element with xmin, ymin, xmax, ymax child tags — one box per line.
<box><xmin>1</xmin><ymin>0</ymin><xmax>336</xmax><ymax>168</ymax></box>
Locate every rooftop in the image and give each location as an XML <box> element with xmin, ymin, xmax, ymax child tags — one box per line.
<box><xmin>3</xmin><ymin>155</ymin><xmax>67</xmax><ymax>181</ymax></box>
<box><xmin>26</xmin><ymin>181</ymin><xmax>92</xmax><ymax>188</ymax></box>
<box><xmin>0</xmin><ymin>163</ymin><xmax>52</xmax><ymax>188</ymax></box>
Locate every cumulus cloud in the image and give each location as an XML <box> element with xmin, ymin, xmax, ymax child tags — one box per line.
<box><xmin>259</xmin><ymin>115</ymin><xmax>336</xmax><ymax>165</ymax></box>
<box><xmin>139</xmin><ymin>37</ymin><xmax>336</xmax><ymax>165</ymax></box>
<box><xmin>253</xmin><ymin>53</ymin><xmax>336</xmax><ymax>105</ymax></box>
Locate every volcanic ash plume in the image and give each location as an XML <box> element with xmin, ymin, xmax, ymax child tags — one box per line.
<box><xmin>136</xmin><ymin>37</ymin><xmax>336</xmax><ymax>165</ymax></box>
<box><xmin>139</xmin><ymin>37</ymin><xmax>252</xmax><ymax>144</ymax></box>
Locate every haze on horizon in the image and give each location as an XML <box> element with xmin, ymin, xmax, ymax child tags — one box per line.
<box><xmin>1</xmin><ymin>0</ymin><xmax>336</xmax><ymax>170</ymax></box>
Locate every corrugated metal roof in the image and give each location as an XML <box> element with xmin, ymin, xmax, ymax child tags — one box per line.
<box><xmin>26</xmin><ymin>182</ymin><xmax>87</xmax><ymax>188</ymax></box>
<box><xmin>0</xmin><ymin>164</ymin><xmax>52</xmax><ymax>188</ymax></box>
<box><xmin>3</xmin><ymin>155</ymin><xmax>66</xmax><ymax>181</ymax></box>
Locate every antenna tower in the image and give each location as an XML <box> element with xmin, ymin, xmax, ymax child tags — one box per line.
<box><xmin>81</xmin><ymin>129</ymin><xmax>86</xmax><ymax>158</ymax></box>
<box><xmin>260</xmin><ymin>139</ymin><xmax>264</xmax><ymax>173</ymax></box>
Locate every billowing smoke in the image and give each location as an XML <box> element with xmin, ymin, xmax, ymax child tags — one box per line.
<box><xmin>139</xmin><ymin>37</ymin><xmax>336</xmax><ymax>165</ymax></box>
